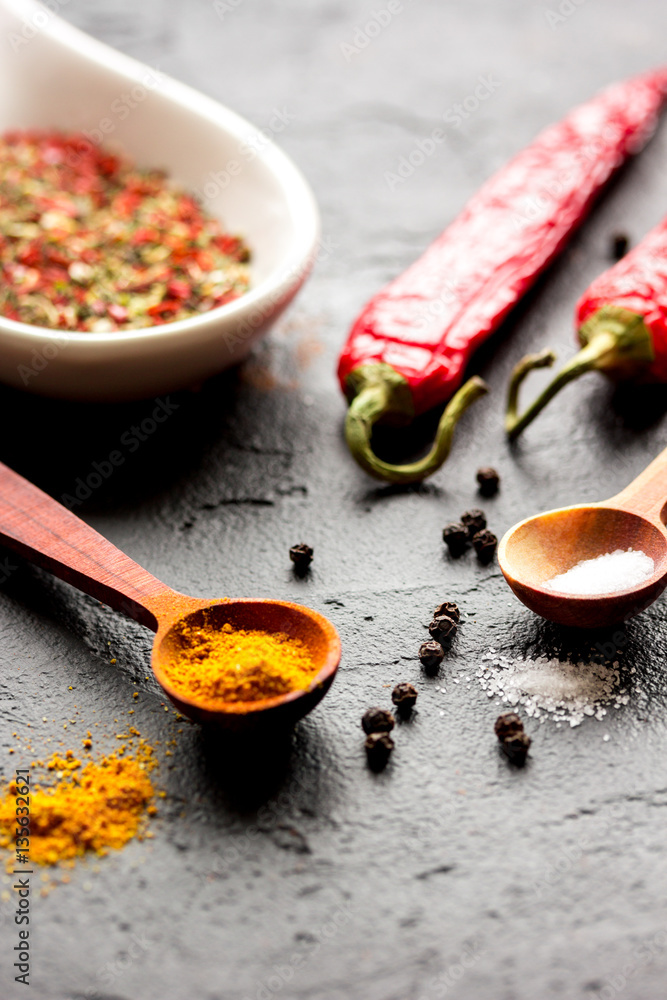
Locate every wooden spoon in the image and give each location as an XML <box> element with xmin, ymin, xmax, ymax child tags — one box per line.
<box><xmin>0</xmin><ymin>462</ymin><xmax>341</xmax><ymax>728</ymax></box>
<box><xmin>498</xmin><ymin>446</ymin><xmax>667</xmax><ymax>628</ymax></box>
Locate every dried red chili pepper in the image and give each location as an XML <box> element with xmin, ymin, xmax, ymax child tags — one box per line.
<box><xmin>338</xmin><ymin>69</ymin><xmax>667</xmax><ymax>482</ymax></box>
<box><xmin>506</xmin><ymin>211</ymin><xmax>667</xmax><ymax>437</ymax></box>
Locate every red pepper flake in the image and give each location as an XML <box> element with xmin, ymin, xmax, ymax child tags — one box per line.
<box><xmin>107</xmin><ymin>304</ymin><xmax>129</xmax><ymax>323</ymax></box>
<box><xmin>147</xmin><ymin>300</ymin><xmax>181</xmax><ymax>318</ymax></box>
<box><xmin>167</xmin><ymin>279</ymin><xmax>191</xmax><ymax>300</ymax></box>
<box><xmin>0</xmin><ymin>130</ymin><xmax>251</xmax><ymax>332</ymax></box>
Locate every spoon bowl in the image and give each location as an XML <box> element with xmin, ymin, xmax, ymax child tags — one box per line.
<box><xmin>0</xmin><ymin>461</ymin><xmax>341</xmax><ymax>730</ymax></box>
<box><xmin>0</xmin><ymin>0</ymin><xmax>319</xmax><ymax>401</ymax></box>
<box><xmin>499</xmin><ymin>445</ymin><xmax>667</xmax><ymax>627</ymax></box>
<box><xmin>499</xmin><ymin>503</ymin><xmax>667</xmax><ymax>628</ymax></box>
<box><xmin>152</xmin><ymin>598</ymin><xmax>340</xmax><ymax>730</ymax></box>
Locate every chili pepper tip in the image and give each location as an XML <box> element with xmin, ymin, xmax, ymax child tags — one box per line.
<box><xmin>344</xmin><ymin>365</ymin><xmax>489</xmax><ymax>484</ymax></box>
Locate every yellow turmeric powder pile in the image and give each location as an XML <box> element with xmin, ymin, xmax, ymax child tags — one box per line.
<box><xmin>162</xmin><ymin>622</ymin><xmax>319</xmax><ymax>703</ymax></box>
<box><xmin>0</xmin><ymin>745</ymin><xmax>156</xmax><ymax>867</ymax></box>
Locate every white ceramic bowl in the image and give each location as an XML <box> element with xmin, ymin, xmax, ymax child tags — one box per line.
<box><xmin>0</xmin><ymin>0</ymin><xmax>320</xmax><ymax>401</ymax></box>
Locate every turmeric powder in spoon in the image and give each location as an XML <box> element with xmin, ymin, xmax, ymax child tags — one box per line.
<box><xmin>161</xmin><ymin>621</ymin><xmax>319</xmax><ymax>705</ymax></box>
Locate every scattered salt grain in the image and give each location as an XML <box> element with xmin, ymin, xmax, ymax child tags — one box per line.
<box><xmin>478</xmin><ymin>650</ymin><xmax>631</xmax><ymax>727</ymax></box>
<box><xmin>544</xmin><ymin>548</ymin><xmax>653</xmax><ymax>596</ymax></box>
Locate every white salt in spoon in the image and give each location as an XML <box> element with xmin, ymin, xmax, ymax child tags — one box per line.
<box><xmin>498</xmin><ymin>445</ymin><xmax>667</xmax><ymax>627</ymax></box>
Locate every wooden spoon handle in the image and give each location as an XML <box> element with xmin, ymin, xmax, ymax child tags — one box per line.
<box><xmin>611</xmin><ymin>444</ymin><xmax>667</xmax><ymax>526</ymax></box>
<box><xmin>0</xmin><ymin>461</ymin><xmax>180</xmax><ymax>630</ymax></box>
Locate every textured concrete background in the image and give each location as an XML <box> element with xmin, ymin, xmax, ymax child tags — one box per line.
<box><xmin>3</xmin><ymin>1</ymin><xmax>667</xmax><ymax>998</ymax></box>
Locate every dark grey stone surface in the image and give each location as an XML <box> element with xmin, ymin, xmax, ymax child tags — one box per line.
<box><xmin>3</xmin><ymin>1</ymin><xmax>667</xmax><ymax>998</ymax></box>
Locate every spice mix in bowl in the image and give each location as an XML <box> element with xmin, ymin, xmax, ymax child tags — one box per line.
<box><xmin>0</xmin><ymin>0</ymin><xmax>319</xmax><ymax>400</ymax></box>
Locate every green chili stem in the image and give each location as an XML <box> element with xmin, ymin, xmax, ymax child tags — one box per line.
<box><xmin>345</xmin><ymin>366</ymin><xmax>489</xmax><ymax>484</ymax></box>
<box><xmin>505</xmin><ymin>341</ymin><xmax>612</xmax><ymax>440</ymax></box>
<box><xmin>505</xmin><ymin>348</ymin><xmax>558</xmax><ymax>438</ymax></box>
<box><xmin>505</xmin><ymin>307</ymin><xmax>655</xmax><ymax>440</ymax></box>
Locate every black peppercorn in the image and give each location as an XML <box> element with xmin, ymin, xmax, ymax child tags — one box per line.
<box><xmin>433</xmin><ymin>601</ymin><xmax>460</xmax><ymax>624</ymax></box>
<box><xmin>472</xmin><ymin>529</ymin><xmax>497</xmax><ymax>565</ymax></box>
<box><xmin>610</xmin><ymin>232</ymin><xmax>629</xmax><ymax>260</ymax></box>
<box><xmin>476</xmin><ymin>467</ymin><xmax>500</xmax><ymax>497</ymax></box>
<box><xmin>419</xmin><ymin>640</ymin><xmax>444</xmax><ymax>671</ymax></box>
<box><xmin>442</xmin><ymin>522</ymin><xmax>468</xmax><ymax>557</ymax></box>
<box><xmin>428</xmin><ymin>615</ymin><xmax>457</xmax><ymax>643</ymax></box>
<box><xmin>501</xmin><ymin>730</ymin><xmax>532</xmax><ymax>765</ymax></box>
<box><xmin>494</xmin><ymin>712</ymin><xmax>524</xmax><ymax>741</ymax></box>
<box><xmin>289</xmin><ymin>543</ymin><xmax>313</xmax><ymax>575</ymax></box>
<box><xmin>391</xmin><ymin>682</ymin><xmax>418</xmax><ymax>716</ymax></box>
<box><xmin>461</xmin><ymin>508</ymin><xmax>486</xmax><ymax>538</ymax></box>
<box><xmin>495</xmin><ymin>713</ymin><xmax>531</xmax><ymax>765</ymax></box>
<box><xmin>365</xmin><ymin>732</ymin><xmax>394</xmax><ymax>770</ymax></box>
<box><xmin>361</xmin><ymin>707</ymin><xmax>395</xmax><ymax>735</ymax></box>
